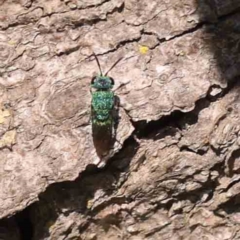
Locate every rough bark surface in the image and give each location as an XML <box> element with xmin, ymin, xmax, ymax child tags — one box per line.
<box><xmin>0</xmin><ymin>0</ymin><xmax>240</xmax><ymax>239</ymax></box>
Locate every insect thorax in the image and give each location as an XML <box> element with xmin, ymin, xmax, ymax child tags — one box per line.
<box><xmin>92</xmin><ymin>91</ymin><xmax>114</xmax><ymax>125</ymax></box>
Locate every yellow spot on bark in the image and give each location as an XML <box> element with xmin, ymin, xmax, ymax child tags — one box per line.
<box><xmin>139</xmin><ymin>45</ymin><xmax>149</xmax><ymax>54</ymax></box>
<box><xmin>8</xmin><ymin>40</ymin><xmax>16</xmax><ymax>45</ymax></box>
<box><xmin>0</xmin><ymin>108</ymin><xmax>11</xmax><ymax>124</ymax></box>
<box><xmin>175</xmin><ymin>50</ymin><xmax>185</xmax><ymax>56</ymax></box>
<box><xmin>0</xmin><ymin>130</ymin><xmax>16</xmax><ymax>148</ymax></box>
<box><xmin>87</xmin><ymin>200</ymin><xmax>94</xmax><ymax>209</ymax></box>
<box><xmin>46</xmin><ymin>220</ymin><xmax>55</xmax><ymax>229</ymax></box>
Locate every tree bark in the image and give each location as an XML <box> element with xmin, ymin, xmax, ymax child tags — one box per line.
<box><xmin>0</xmin><ymin>0</ymin><xmax>240</xmax><ymax>239</ymax></box>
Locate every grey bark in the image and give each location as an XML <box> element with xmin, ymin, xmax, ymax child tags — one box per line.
<box><xmin>0</xmin><ymin>0</ymin><xmax>240</xmax><ymax>239</ymax></box>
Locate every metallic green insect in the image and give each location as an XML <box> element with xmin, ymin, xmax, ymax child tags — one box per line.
<box><xmin>91</xmin><ymin>54</ymin><xmax>117</xmax><ymax>127</ymax></box>
<box><xmin>91</xmin><ymin>54</ymin><xmax>122</xmax><ymax>157</ymax></box>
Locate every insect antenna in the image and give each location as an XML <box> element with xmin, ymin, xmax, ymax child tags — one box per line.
<box><xmin>104</xmin><ymin>56</ymin><xmax>123</xmax><ymax>76</ymax></box>
<box><xmin>93</xmin><ymin>52</ymin><xmax>103</xmax><ymax>76</ymax></box>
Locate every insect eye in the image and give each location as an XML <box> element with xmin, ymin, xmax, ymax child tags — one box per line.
<box><xmin>91</xmin><ymin>77</ymin><xmax>97</xmax><ymax>84</ymax></box>
<box><xmin>109</xmin><ymin>77</ymin><xmax>115</xmax><ymax>85</ymax></box>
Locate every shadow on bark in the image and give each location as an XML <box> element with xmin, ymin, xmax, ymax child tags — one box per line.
<box><xmin>199</xmin><ymin>1</ymin><xmax>240</xmax><ymax>91</ymax></box>
<box><xmin>28</xmin><ymin>137</ymin><xmax>138</xmax><ymax>239</ymax></box>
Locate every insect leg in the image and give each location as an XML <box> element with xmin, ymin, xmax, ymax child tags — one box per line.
<box><xmin>113</xmin><ymin>82</ymin><xmax>129</xmax><ymax>93</ymax></box>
